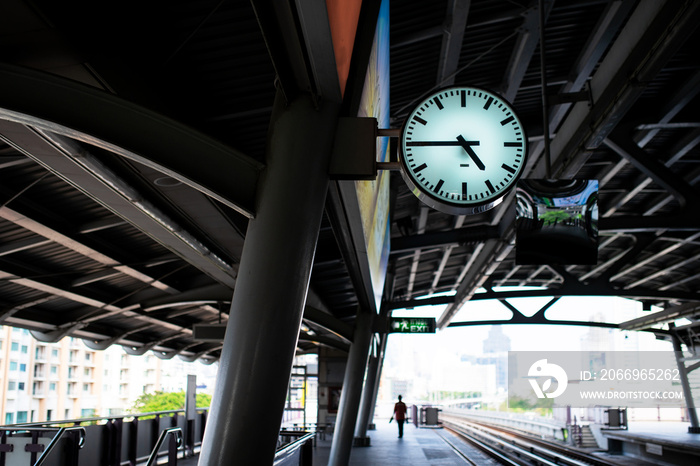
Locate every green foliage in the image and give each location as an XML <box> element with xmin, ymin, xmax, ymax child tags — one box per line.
<box><xmin>501</xmin><ymin>395</ymin><xmax>554</xmax><ymax>415</ymax></box>
<box><xmin>130</xmin><ymin>391</ymin><xmax>212</xmax><ymax>415</ymax></box>
<box><xmin>434</xmin><ymin>390</ymin><xmax>482</xmax><ymax>400</ymax></box>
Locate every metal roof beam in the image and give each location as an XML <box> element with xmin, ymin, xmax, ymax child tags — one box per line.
<box><xmin>0</xmin><ymin>237</ymin><xmax>51</xmax><ymax>256</ymax></box>
<box><xmin>604</xmin><ymin>128</ymin><xmax>700</xmax><ymax>216</ymax></box>
<box><xmin>604</xmin><ymin>135</ymin><xmax>700</xmax><ymax>209</ymax></box>
<box><xmin>0</xmin><ymin>64</ymin><xmax>262</xmax><ymax>217</ymax></box>
<box><xmin>0</xmin><ymin>121</ymin><xmax>237</xmax><ymax>288</ymax></box>
<box><xmin>251</xmin><ymin>0</ymin><xmax>341</xmax><ymax>102</ymax></box>
<box><xmin>437</xmin><ymin>239</ymin><xmax>501</xmax><ymax>328</ymax></box>
<box><xmin>499</xmin><ymin>0</ymin><xmax>554</xmax><ymax>103</ymax></box>
<box><xmin>620</xmin><ymin>302</ymin><xmax>700</xmax><ymax>331</ymax></box>
<box><xmin>437</xmin><ymin>0</ymin><xmax>471</xmax><ymax>86</ymax></box>
<box><xmin>532</xmin><ymin>0</ymin><xmax>700</xmax><ymax>178</ymax></box>
<box><xmin>0</xmin><ymin>204</ymin><xmax>177</xmax><ymax>293</ymax></box>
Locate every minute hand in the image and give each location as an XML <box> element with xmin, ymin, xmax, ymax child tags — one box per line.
<box><xmin>405</xmin><ymin>141</ymin><xmax>463</xmax><ymax>146</ymax></box>
<box><xmin>456</xmin><ymin>135</ymin><xmax>485</xmax><ymax>171</ymax></box>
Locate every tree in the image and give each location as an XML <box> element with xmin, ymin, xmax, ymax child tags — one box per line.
<box><xmin>131</xmin><ymin>391</ymin><xmax>212</xmax><ymax>414</ymax></box>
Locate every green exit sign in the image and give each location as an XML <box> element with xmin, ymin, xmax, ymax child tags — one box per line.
<box><xmin>389</xmin><ymin>317</ymin><xmax>436</xmax><ymax>334</ymax></box>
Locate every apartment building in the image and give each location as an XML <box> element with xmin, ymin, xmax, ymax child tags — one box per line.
<box><xmin>0</xmin><ymin>326</ymin><xmax>217</xmax><ymax>424</ymax></box>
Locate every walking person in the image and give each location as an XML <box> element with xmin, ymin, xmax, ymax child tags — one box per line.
<box><xmin>392</xmin><ymin>395</ymin><xmax>407</xmax><ymax>438</ymax></box>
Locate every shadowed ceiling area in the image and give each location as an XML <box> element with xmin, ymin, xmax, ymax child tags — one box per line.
<box><xmin>0</xmin><ymin>0</ymin><xmax>699</xmax><ymax>362</ymax></box>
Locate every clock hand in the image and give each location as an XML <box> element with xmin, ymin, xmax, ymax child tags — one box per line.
<box><xmin>405</xmin><ymin>141</ymin><xmax>463</xmax><ymax>146</ymax></box>
<box><xmin>456</xmin><ymin>135</ymin><xmax>485</xmax><ymax>171</ymax></box>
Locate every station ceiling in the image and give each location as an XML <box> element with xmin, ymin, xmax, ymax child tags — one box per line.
<box><xmin>0</xmin><ymin>0</ymin><xmax>699</xmax><ymax>362</ymax></box>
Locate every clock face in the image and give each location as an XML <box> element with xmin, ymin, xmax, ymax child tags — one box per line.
<box><xmin>399</xmin><ymin>86</ymin><xmax>527</xmax><ymax>215</ymax></box>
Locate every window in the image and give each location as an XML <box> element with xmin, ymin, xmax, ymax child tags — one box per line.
<box><xmin>19</xmin><ymin>363</ymin><xmax>26</xmax><ymax>372</ymax></box>
<box><xmin>51</xmin><ymin>349</ymin><xmax>59</xmax><ymax>358</ymax></box>
<box><xmin>16</xmin><ymin>412</ymin><xmax>27</xmax><ymax>423</ymax></box>
<box><xmin>49</xmin><ymin>382</ymin><xmax>57</xmax><ymax>391</ymax></box>
<box><xmin>83</xmin><ymin>383</ymin><xmax>90</xmax><ymax>393</ymax></box>
<box><xmin>9</xmin><ymin>361</ymin><xmax>17</xmax><ymax>371</ymax></box>
<box><xmin>11</xmin><ymin>342</ymin><xmax>18</xmax><ymax>351</ymax></box>
<box><xmin>81</xmin><ymin>409</ymin><xmax>94</xmax><ymax>418</ymax></box>
<box><xmin>18</xmin><ymin>382</ymin><xmax>25</xmax><ymax>391</ymax></box>
<box><xmin>5</xmin><ymin>413</ymin><xmax>13</xmax><ymax>424</ymax></box>
<box><xmin>8</xmin><ymin>381</ymin><xmax>16</xmax><ymax>390</ymax></box>
<box><xmin>84</xmin><ymin>368</ymin><xmax>91</xmax><ymax>377</ymax></box>
<box><xmin>46</xmin><ymin>410</ymin><xmax>52</xmax><ymax>421</ymax></box>
<box><xmin>85</xmin><ymin>352</ymin><xmax>92</xmax><ymax>362</ymax></box>
<box><xmin>51</xmin><ymin>365</ymin><xmax>58</xmax><ymax>375</ymax></box>
<box><xmin>21</xmin><ymin>345</ymin><xmax>28</xmax><ymax>354</ymax></box>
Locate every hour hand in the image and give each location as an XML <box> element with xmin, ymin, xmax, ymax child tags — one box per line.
<box><xmin>456</xmin><ymin>135</ymin><xmax>485</xmax><ymax>171</ymax></box>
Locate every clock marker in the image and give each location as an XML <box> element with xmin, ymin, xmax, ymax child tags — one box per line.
<box><xmin>433</xmin><ymin>97</ymin><xmax>444</xmax><ymax>110</ymax></box>
<box><xmin>504</xmin><ymin>142</ymin><xmax>522</xmax><ymax>147</ymax></box>
<box><xmin>462</xmin><ymin>182</ymin><xmax>468</xmax><ymax>200</ymax></box>
<box><xmin>500</xmin><ymin>116</ymin><xmax>514</xmax><ymax>126</ymax></box>
<box><xmin>414</xmin><ymin>163</ymin><xmax>428</xmax><ymax>173</ymax></box>
<box><xmin>501</xmin><ymin>163</ymin><xmax>516</xmax><ymax>174</ymax></box>
<box><xmin>461</xmin><ymin>90</ymin><xmax>466</xmax><ymax>107</ymax></box>
<box><xmin>483</xmin><ymin>96</ymin><xmax>493</xmax><ymax>110</ymax></box>
<box><xmin>434</xmin><ymin>179</ymin><xmax>444</xmax><ymax>193</ymax></box>
<box><xmin>485</xmin><ymin>180</ymin><xmax>495</xmax><ymax>194</ymax></box>
<box><xmin>414</xmin><ymin>116</ymin><xmax>428</xmax><ymax>126</ymax></box>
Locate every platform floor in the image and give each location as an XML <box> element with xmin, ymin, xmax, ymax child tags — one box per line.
<box><xmin>313</xmin><ymin>418</ymin><xmax>498</xmax><ymax>465</ymax></box>
<box><xmin>620</xmin><ymin>421</ymin><xmax>700</xmax><ymax>447</ymax></box>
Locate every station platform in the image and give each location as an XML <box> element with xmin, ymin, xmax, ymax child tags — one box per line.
<box><xmin>602</xmin><ymin>421</ymin><xmax>700</xmax><ymax>465</ymax></box>
<box><xmin>313</xmin><ymin>418</ymin><xmax>497</xmax><ymax>465</ymax></box>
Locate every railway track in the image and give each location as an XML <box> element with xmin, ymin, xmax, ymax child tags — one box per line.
<box><xmin>440</xmin><ymin>414</ymin><xmax>619</xmax><ymax>466</ymax></box>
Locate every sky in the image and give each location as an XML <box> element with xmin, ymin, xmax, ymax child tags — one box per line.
<box><xmin>389</xmin><ymin>292</ymin><xmax>674</xmax><ymax>356</ymax></box>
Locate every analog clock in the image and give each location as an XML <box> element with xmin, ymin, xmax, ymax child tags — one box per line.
<box><xmin>399</xmin><ymin>86</ymin><xmax>528</xmax><ymax>215</ymax></box>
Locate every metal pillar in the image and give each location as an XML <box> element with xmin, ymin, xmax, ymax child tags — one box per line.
<box><xmin>354</xmin><ymin>332</ymin><xmax>387</xmax><ymax>442</ymax></box>
<box><xmin>198</xmin><ymin>91</ymin><xmax>340</xmax><ymax>464</ymax></box>
<box><xmin>669</xmin><ymin>325</ymin><xmax>700</xmax><ymax>433</ymax></box>
<box><xmin>328</xmin><ymin>311</ymin><xmax>374</xmax><ymax>466</ymax></box>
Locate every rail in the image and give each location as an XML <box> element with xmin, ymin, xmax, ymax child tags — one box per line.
<box><xmin>274</xmin><ymin>432</ymin><xmax>314</xmax><ymax>466</ymax></box>
<box><xmin>443</xmin><ymin>417</ymin><xmax>616</xmax><ymax>466</ymax></box>
<box><xmin>145</xmin><ymin>427</ymin><xmax>182</xmax><ymax>466</ymax></box>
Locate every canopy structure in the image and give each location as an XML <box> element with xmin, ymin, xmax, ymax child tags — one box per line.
<box><xmin>0</xmin><ymin>0</ymin><xmax>699</xmax><ymax>364</ymax></box>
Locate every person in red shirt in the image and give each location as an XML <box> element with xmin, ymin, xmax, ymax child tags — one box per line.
<box><xmin>393</xmin><ymin>395</ymin><xmax>408</xmax><ymax>438</ymax></box>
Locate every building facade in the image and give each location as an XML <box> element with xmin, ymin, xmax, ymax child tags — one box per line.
<box><xmin>0</xmin><ymin>326</ymin><xmax>217</xmax><ymax>424</ymax></box>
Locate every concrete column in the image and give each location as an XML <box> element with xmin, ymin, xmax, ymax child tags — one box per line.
<box><xmin>354</xmin><ymin>332</ymin><xmax>387</xmax><ymax>442</ymax></box>
<box><xmin>328</xmin><ymin>311</ymin><xmax>374</xmax><ymax>466</ymax></box>
<box><xmin>670</xmin><ymin>325</ymin><xmax>700</xmax><ymax>433</ymax></box>
<box><xmin>198</xmin><ymin>91</ymin><xmax>340</xmax><ymax>465</ymax></box>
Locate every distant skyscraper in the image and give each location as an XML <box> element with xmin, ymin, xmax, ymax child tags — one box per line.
<box><xmin>483</xmin><ymin>326</ymin><xmax>511</xmax><ymax>353</ymax></box>
<box><xmin>481</xmin><ymin>326</ymin><xmax>510</xmax><ymax>391</ymax></box>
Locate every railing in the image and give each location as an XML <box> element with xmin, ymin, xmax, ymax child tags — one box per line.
<box><xmin>34</xmin><ymin>427</ymin><xmax>86</xmax><ymax>466</ymax></box>
<box><xmin>0</xmin><ymin>408</ymin><xmax>208</xmax><ymax>465</ymax></box>
<box><xmin>0</xmin><ymin>409</ymin><xmax>316</xmax><ymax>465</ymax></box>
<box><xmin>443</xmin><ymin>408</ymin><xmax>569</xmax><ymax>441</ymax></box>
<box><xmin>0</xmin><ymin>426</ymin><xmax>85</xmax><ymax>466</ymax></box>
<box><xmin>145</xmin><ymin>427</ymin><xmax>182</xmax><ymax>466</ymax></box>
<box><xmin>274</xmin><ymin>432</ymin><xmax>314</xmax><ymax>466</ymax></box>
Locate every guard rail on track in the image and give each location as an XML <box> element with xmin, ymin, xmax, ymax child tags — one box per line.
<box><xmin>443</xmin><ymin>408</ymin><xmax>568</xmax><ymax>440</ymax></box>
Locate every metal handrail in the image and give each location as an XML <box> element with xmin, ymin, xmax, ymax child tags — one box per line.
<box><xmin>145</xmin><ymin>427</ymin><xmax>183</xmax><ymax>466</ymax></box>
<box><xmin>0</xmin><ymin>426</ymin><xmax>88</xmax><ymax>466</ymax></box>
<box><xmin>274</xmin><ymin>432</ymin><xmax>314</xmax><ymax>458</ymax></box>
